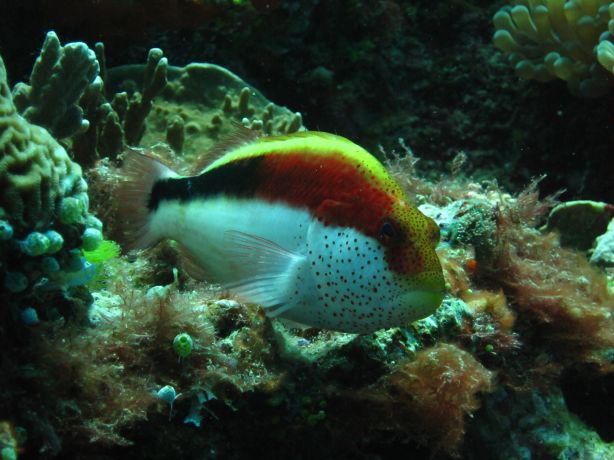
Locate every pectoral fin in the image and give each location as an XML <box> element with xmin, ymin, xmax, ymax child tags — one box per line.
<box><xmin>222</xmin><ymin>230</ymin><xmax>305</xmax><ymax>316</ymax></box>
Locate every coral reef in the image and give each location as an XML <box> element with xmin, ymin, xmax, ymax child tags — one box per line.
<box><xmin>380</xmin><ymin>343</ymin><xmax>494</xmax><ymax>453</ymax></box>
<box><xmin>9</xmin><ymin>34</ymin><xmax>304</xmax><ymax>170</ymax></box>
<box><xmin>6</xmin><ymin>137</ymin><xmax>610</xmax><ymax>459</ymax></box>
<box><xmin>0</xmin><ymin>53</ymin><xmax>102</xmax><ymax>329</ymax></box>
<box><xmin>591</xmin><ymin>218</ymin><xmax>614</xmax><ymax>267</ymax></box>
<box><xmin>493</xmin><ymin>0</ymin><xmax>614</xmax><ymax>97</ymax></box>
<box><xmin>0</xmin><ymin>16</ymin><xmax>613</xmax><ymax>460</ymax></box>
<box><xmin>68</xmin><ymin>44</ymin><xmax>169</xmax><ymax>165</ymax></box>
<box><xmin>106</xmin><ymin>61</ymin><xmax>304</xmax><ymax>164</ymax></box>
<box><xmin>475</xmin><ymin>387</ymin><xmax>614</xmax><ymax>460</ymax></box>
<box><xmin>543</xmin><ymin>199</ymin><xmax>614</xmax><ymax>250</ymax></box>
<box><xmin>12</xmin><ymin>31</ymin><xmax>100</xmax><ymax>138</ymax></box>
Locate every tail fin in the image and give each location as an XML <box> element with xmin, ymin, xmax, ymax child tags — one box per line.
<box><xmin>116</xmin><ymin>150</ymin><xmax>178</xmax><ymax>250</ymax></box>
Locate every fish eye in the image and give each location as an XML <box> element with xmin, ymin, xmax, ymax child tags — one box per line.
<box><xmin>379</xmin><ymin>219</ymin><xmax>398</xmax><ymax>241</ymax></box>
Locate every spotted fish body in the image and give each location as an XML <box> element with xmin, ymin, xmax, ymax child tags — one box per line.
<box><xmin>120</xmin><ymin>131</ymin><xmax>444</xmax><ymax>333</ymax></box>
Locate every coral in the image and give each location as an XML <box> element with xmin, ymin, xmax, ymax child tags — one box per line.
<box><xmin>0</xmin><ymin>421</ymin><xmax>20</xmax><ymax>460</ymax></box>
<box><xmin>71</xmin><ymin>43</ymin><xmax>168</xmax><ymax>165</ymax></box>
<box><xmin>123</xmin><ymin>48</ymin><xmax>168</xmax><ymax>146</ymax></box>
<box><xmin>12</xmin><ymin>31</ymin><xmax>100</xmax><ymax>138</ymax></box>
<box><xmin>424</xmin><ymin>198</ymin><xmax>498</xmax><ymax>263</ymax></box>
<box><xmin>165</xmin><ymin>115</ymin><xmax>185</xmax><ymax>153</ymax></box>
<box><xmin>114</xmin><ymin>61</ymin><xmax>304</xmax><ymax>164</ymax></box>
<box><xmin>0</xmin><ymin>219</ymin><xmax>13</xmax><ymax>240</ymax></box>
<box><xmin>590</xmin><ymin>218</ymin><xmax>614</xmax><ymax>266</ymax></box>
<box><xmin>597</xmin><ymin>3</ymin><xmax>614</xmax><ymax>70</ymax></box>
<box><xmin>28</xmin><ymin>254</ymin><xmax>285</xmax><ymax>446</ymax></box>
<box><xmin>20</xmin><ymin>306</ymin><xmax>40</xmax><ymax>326</ymax></box>
<box><xmin>81</xmin><ymin>228</ymin><xmax>102</xmax><ymax>251</ymax></box>
<box><xmin>45</xmin><ymin>35</ymin><xmax>302</xmax><ymax>168</ymax></box>
<box><xmin>0</xmin><ymin>57</ymin><xmax>86</xmax><ymax>231</ymax></box>
<box><xmin>83</xmin><ymin>239</ymin><xmax>120</xmax><ymax>264</ymax></box>
<box><xmin>474</xmin><ymin>387</ymin><xmax>614</xmax><ymax>460</ymax></box>
<box><xmin>543</xmin><ymin>199</ymin><xmax>614</xmax><ymax>250</ymax></box>
<box><xmin>3</xmin><ymin>19</ymin><xmax>613</xmax><ymax>460</ymax></box>
<box><xmin>493</xmin><ymin>0</ymin><xmax>614</xmax><ymax>97</ymax></box>
<box><xmin>70</xmin><ymin>66</ymin><xmax>125</xmax><ymax>165</ymax></box>
<box><xmin>19</xmin><ymin>231</ymin><xmax>51</xmax><ymax>256</ymax></box>
<box><xmin>458</xmin><ymin>289</ymin><xmax>521</xmax><ymax>363</ymax></box>
<box><xmin>0</xmin><ymin>48</ymin><xmax>109</xmax><ymax>343</ymax></box>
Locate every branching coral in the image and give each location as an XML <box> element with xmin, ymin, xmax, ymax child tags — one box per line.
<box><xmin>12</xmin><ymin>31</ymin><xmax>100</xmax><ymax>138</ymax></box>
<box><xmin>11</xmin><ymin>32</ymin><xmax>304</xmax><ymax>168</ymax></box>
<box><xmin>493</xmin><ymin>0</ymin><xmax>614</xmax><ymax>97</ymax></box>
<box><xmin>70</xmin><ymin>44</ymin><xmax>169</xmax><ymax>165</ymax></box>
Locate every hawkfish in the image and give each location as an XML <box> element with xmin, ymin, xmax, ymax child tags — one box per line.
<box><xmin>118</xmin><ymin>130</ymin><xmax>445</xmax><ymax>333</ymax></box>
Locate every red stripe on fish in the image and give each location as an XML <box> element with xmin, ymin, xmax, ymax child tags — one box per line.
<box><xmin>255</xmin><ymin>152</ymin><xmax>423</xmax><ymax>275</ymax></box>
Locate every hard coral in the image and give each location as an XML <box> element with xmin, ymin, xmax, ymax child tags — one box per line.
<box><xmin>12</xmin><ymin>31</ymin><xmax>99</xmax><ymax>139</ymax></box>
<box><xmin>0</xmin><ymin>56</ymin><xmax>86</xmax><ymax>231</ymax></box>
<box><xmin>0</xmin><ymin>52</ymin><xmax>104</xmax><ymax>333</ymax></box>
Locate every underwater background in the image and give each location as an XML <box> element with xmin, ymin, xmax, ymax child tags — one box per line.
<box><xmin>0</xmin><ymin>0</ymin><xmax>613</xmax><ymax>459</ymax></box>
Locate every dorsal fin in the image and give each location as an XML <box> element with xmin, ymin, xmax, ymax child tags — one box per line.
<box><xmin>189</xmin><ymin>125</ymin><xmax>261</xmax><ymax>175</ymax></box>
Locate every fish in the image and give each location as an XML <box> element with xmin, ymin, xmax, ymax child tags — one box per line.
<box><xmin>117</xmin><ymin>130</ymin><xmax>445</xmax><ymax>333</ymax></box>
